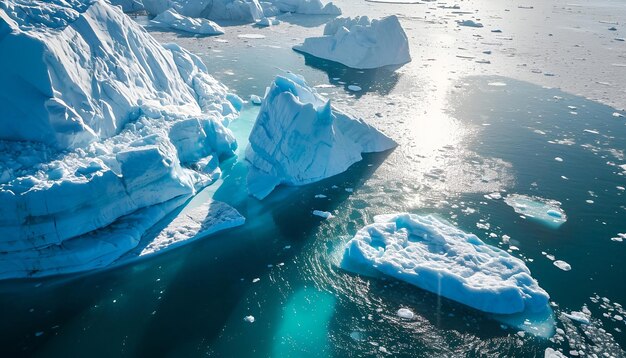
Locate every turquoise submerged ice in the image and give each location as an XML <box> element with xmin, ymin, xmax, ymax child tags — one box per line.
<box><xmin>504</xmin><ymin>194</ymin><xmax>567</xmax><ymax>229</ymax></box>
<box><xmin>341</xmin><ymin>214</ymin><xmax>550</xmax><ymax>315</ymax></box>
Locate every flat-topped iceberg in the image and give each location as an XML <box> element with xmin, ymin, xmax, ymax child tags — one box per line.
<box><xmin>143</xmin><ymin>0</ymin><xmax>265</xmax><ymax>23</ymax></box>
<box><xmin>341</xmin><ymin>214</ymin><xmax>550</xmax><ymax>315</ymax></box>
<box><xmin>245</xmin><ymin>73</ymin><xmax>396</xmax><ymax>199</ymax></box>
<box><xmin>293</xmin><ymin>15</ymin><xmax>411</xmax><ymax>69</ymax></box>
<box><xmin>151</xmin><ymin>8</ymin><xmax>225</xmax><ymax>35</ymax></box>
<box><xmin>504</xmin><ymin>194</ymin><xmax>567</xmax><ymax>229</ymax></box>
<box><xmin>0</xmin><ymin>0</ymin><xmax>243</xmax><ymax>279</ymax></box>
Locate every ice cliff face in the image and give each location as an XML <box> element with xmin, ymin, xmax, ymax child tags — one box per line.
<box><xmin>245</xmin><ymin>73</ymin><xmax>396</xmax><ymax>199</ymax></box>
<box><xmin>293</xmin><ymin>15</ymin><xmax>411</xmax><ymax>69</ymax></box>
<box><xmin>0</xmin><ymin>0</ymin><xmax>243</xmax><ymax>278</ymax></box>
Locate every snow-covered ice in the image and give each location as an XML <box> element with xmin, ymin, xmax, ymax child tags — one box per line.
<box><xmin>544</xmin><ymin>348</ymin><xmax>567</xmax><ymax>358</ymax></box>
<box><xmin>504</xmin><ymin>194</ymin><xmax>567</xmax><ymax>229</ymax></box>
<box><xmin>341</xmin><ymin>214</ymin><xmax>550</xmax><ymax>315</ymax></box>
<box><xmin>457</xmin><ymin>19</ymin><xmax>483</xmax><ymax>28</ymax></box>
<box><xmin>265</xmin><ymin>0</ymin><xmax>340</xmax><ymax>15</ymax></box>
<box><xmin>151</xmin><ymin>8</ymin><xmax>225</xmax><ymax>35</ymax></box>
<box><xmin>312</xmin><ymin>210</ymin><xmax>333</xmax><ymax>219</ymax></box>
<box><xmin>244</xmin><ymin>315</ymin><xmax>255</xmax><ymax>323</ymax></box>
<box><xmin>553</xmin><ymin>260</ymin><xmax>572</xmax><ymax>271</ymax></box>
<box><xmin>143</xmin><ymin>0</ymin><xmax>265</xmax><ymax>23</ymax></box>
<box><xmin>0</xmin><ymin>0</ymin><xmax>242</xmax><ymax>278</ymax></box>
<box><xmin>293</xmin><ymin>16</ymin><xmax>411</xmax><ymax>69</ymax></box>
<box><xmin>397</xmin><ymin>308</ymin><xmax>414</xmax><ymax>319</ymax></box>
<box><xmin>563</xmin><ymin>311</ymin><xmax>590</xmax><ymax>325</ymax></box>
<box><xmin>245</xmin><ymin>73</ymin><xmax>396</xmax><ymax>199</ymax></box>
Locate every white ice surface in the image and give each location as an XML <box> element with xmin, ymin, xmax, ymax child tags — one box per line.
<box><xmin>0</xmin><ymin>0</ymin><xmax>242</xmax><ymax>279</ymax></box>
<box><xmin>264</xmin><ymin>0</ymin><xmax>340</xmax><ymax>15</ymax></box>
<box><xmin>143</xmin><ymin>0</ymin><xmax>265</xmax><ymax>23</ymax></box>
<box><xmin>245</xmin><ymin>73</ymin><xmax>396</xmax><ymax>199</ymax></box>
<box><xmin>293</xmin><ymin>15</ymin><xmax>411</xmax><ymax>69</ymax></box>
<box><xmin>151</xmin><ymin>8</ymin><xmax>225</xmax><ymax>35</ymax></box>
<box><xmin>341</xmin><ymin>214</ymin><xmax>550</xmax><ymax>315</ymax></box>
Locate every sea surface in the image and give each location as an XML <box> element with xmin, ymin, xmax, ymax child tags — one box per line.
<box><xmin>1</xmin><ymin>0</ymin><xmax>625</xmax><ymax>356</ymax></box>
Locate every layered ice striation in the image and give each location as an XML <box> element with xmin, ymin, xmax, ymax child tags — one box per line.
<box><xmin>504</xmin><ymin>194</ymin><xmax>567</xmax><ymax>229</ymax></box>
<box><xmin>151</xmin><ymin>8</ymin><xmax>225</xmax><ymax>35</ymax></box>
<box><xmin>245</xmin><ymin>73</ymin><xmax>396</xmax><ymax>199</ymax></box>
<box><xmin>0</xmin><ymin>0</ymin><xmax>243</xmax><ymax>279</ymax></box>
<box><xmin>293</xmin><ymin>15</ymin><xmax>411</xmax><ymax>69</ymax></box>
<box><xmin>142</xmin><ymin>0</ymin><xmax>265</xmax><ymax>23</ymax></box>
<box><xmin>341</xmin><ymin>214</ymin><xmax>550</xmax><ymax>315</ymax></box>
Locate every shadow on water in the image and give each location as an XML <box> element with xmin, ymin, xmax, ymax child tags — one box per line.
<box><xmin>295</xmin><ymin>52</ymin><xmax>403</xmax><ymax>98</ymax></box>
<box><xmin>0</xmin><ymin>145</ymin><xmax>394</xmax><ymax>357</ymax></box>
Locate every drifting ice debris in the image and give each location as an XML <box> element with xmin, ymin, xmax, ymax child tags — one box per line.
<box><xmin>553</xmin><ymin>260</ymin><xmax>571</xmax><ymax>271</ymax></box>
<box><xmin>250</xmin><ymin>95</ymin><xmax>263</xmax><ymax>105</ymax></box>
<box><xmin>544</xmin><ymin>348</ymin><xmax>567</xmax><ymax>358</ymax></box>
<box><xmin>457</xmin><ymin>19</ymin><xmax>484</xmax><ymax>28</ymax></box>
<box><xmin>244</xmin><ymin>315</ymin><xmax>256</xmax><ymax>323</ymax></box>
<box><xmin>151</xmin><ymin>8</ymin><xmax>225</xmax><ymax>35</ymax></box>
<box><xmin>0</xmin><ymin>0</ymin><xmax>241</xmax><ymax>279</ymax></box>
<box><xmin>397</xmin><ymin>308</ymin><xmax>414</xmax><ymax>319</ymax></box>
<box><xmin>341</xmin><ymin>214</ymin><xmax>550</xmax><ymax>315</ymax></box>
<box><xmin>245</xmin><ymin>73</ymin><xmax>396</xmax><ymax>199</ymax></box>
<box><xmin>312</xmin><ymin>210</ymin><xmax>334</xmax><ymax>219</ymax></box>
<box><xmin>293</xmin><ymin>16</ymin><xmax>411</xmax><ymax>69</ymax></box>
<box><xmin>504</xmin><ymin>194</ymin><xmax>567</xmax><ymax>229</ymax></box>
<box><xmin>562</xmin><ymin>311</ymin><xmax>590</xmax><ymax>324</ymax></box>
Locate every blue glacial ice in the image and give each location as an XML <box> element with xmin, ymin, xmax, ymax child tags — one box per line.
<box><xmin>142</xmin><ymin>0</ymin><xmax>265</xmax><ymax>23</ymax></box>
<box><xmin>151</xmin><ymin>8</ymin><xmax>225</xmax><ymax>35</ymax></box>
<box><xmin>293</xmin><ymin>15</ymin><xmax>411</xmax><ymax>69</ymax></box>
<box><xmin>245</xmin><ymin>73</ymin><xmax>397</xmax><ymax>199</ymax></box>
<box><xmin>504</xmin><ymin>194</ymin><xmax>567</xmax><ymax>229</ymax></box>
<box><xmin>341</xmin><ymin>213</ymin><xmax>551</xmax><ymax>315</ymax></box>
<box><xmin>0</xmin><ymin>0</ymin><xmax>243</xmax><ymax>279</ymax></box>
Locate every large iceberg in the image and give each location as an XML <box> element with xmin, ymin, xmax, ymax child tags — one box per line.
<box><xmin>151</xmin><ymin>8</ymin><xmax>225</xmax><ymax>35</ymax></box>
<box><xmin>265</xmin><ymin>0</ymin><xmax>340</xmax><ymax>15</ymax></box>
<box><xmin>142</xmin><ymin>0</ymin><xmax>265</xmax><ymax>23</ymax></box>
<box><xmin>293</xmin><ymin>15</ymin><xmax>411</xmax><ymax>69</ymax></box>
<box><xmin>109</xmin><ymin>0</ymin><xmax>145</xmax><ymax>12</ymax></box>
<box><xmin>341</xmin><ymin>214</ymin><xmax>550</xmax><ymax>315</ymax></box>
<box><xmin>0</xmin><ymin>0</ymin><xmax>243</xmax><ymax>279</ymax></box>
<box><xmin>245</xmin><ymin>73</ymin><xmax>396</xmax><ymax>199</ymax></box>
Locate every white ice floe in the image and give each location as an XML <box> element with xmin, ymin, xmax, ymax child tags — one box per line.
<box><xmin>341</xmin><ymin>214</ymin><xmax>550</xmax><ymax>315</ymax></box>
<box><xmin>151</xmin><ymin>8</ymin><xmax>225</xmax><ymax>35</ymax></box>
<box><xmin>293</xmin><ymin>16</ymin><xmax>411</xmax><ymax>69</ymax></box>
<box><xmin>264</xmin><ymin>0</ymin><xmax>340</xmax><ymax>15</ymax></box>
<box><xmin>544</xmin><ymin>348</ymin><xmax>567</xmax><ymax>358</ymax></box>
<box><xmin>457</xmin><ymin>19</ymin><xmax>483</xmax><ymax>28</ymax></box>
<box><xmin>312</xmin><ymin>210</ymin><xmax>334</xmax><ymax>219</ymax></box>
<box><xmin>397</xmin><ymin>308</ymin><xmax>414</xmax><ymax>319</ymax></box>
<box><xmin>0</xmin><ymin>0</ymin><xmax>242</xmax><ymax>279</ymax></box>
<box><xmin>504</xmin><ymin>194</ymin><xmax>567</xmax><ymax>229</ymax></box>
<box><xmin>245</xmin><ymin>73</ymin><xmax>396</xmax><ymax>199</ymax></box>
<box><xmin>563</xmin><ymin>311</ymin><xmax>590</xmax><ymax>324</ymax></box>
<box><xmin>143</xmin><ymin>0</ymin><xmax>265</xmax><ymax>23</ymax></box>
<box><xmin>250</xmin><ymin>94</ymin><xmax>263</xmax><ymax>105</ymax></box>
<box><xmin>553</xmin><ymin>260</ymin><xmax>572</xmax><ymax>271</ymax></box>
<box><xmin>244</xmin><ymin>315</ymin><xmax>256</xmax><ymax>323</ymax></box>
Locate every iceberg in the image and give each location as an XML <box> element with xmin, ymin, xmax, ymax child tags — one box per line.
<box><xmin>504</xmin><ymin>194</ymin><xmax>567</xmax><ymax>229</ymax></box>
<box><xmin>265</xmin><ymin>0</ymin><xmax>340</xmax><ymax>15</ymax></box>
<box><xmin>341</xmin><ymin>214</ymin><xmax>550</xmax><ymax>315</ymax></box>
<box><xmin>110</xmin><ymin>0</ymin><xmax>145</xmax><ymax>12</ymax></box>
<box><xmin>245</xmin><ymin>73</ymin><xmax>396</xmax><ymax>199</ymax></box>
<box><xmin>151</xmin><ymin>8</ymin><xmax>225</xmax><ymax>35</ymax></box>
<box><xmin>0</xmin><ymin>0</ymin><xmax>243</xmax><ymax>279</ymax></box>
<box><xmin>293</xmin><ymin>15</ymin><xmax>411</xmax><ymax>69</ymax></box>
<box><xmin>142</xmin><ymin>0</ymin><xmax>265</xmax><ymax>23</ymax></box>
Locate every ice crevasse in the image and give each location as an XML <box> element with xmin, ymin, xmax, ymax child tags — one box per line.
<box><xmin>245</xmin><ymin>73</ymin><xmax>397</xmax><ymax>200</ymax></box>
<box><xmin>293</xmin><ymin>15</ymin><xmax>411</xmax><ymax>69</ymax></box>
<box><xmin>0</xmin><ymin>0</ymin><xmax>245</xmax><ymax>279</ymax></box>
<box><xmin>341</xmin><ymin>214</ymin><xmax>550</xmax><ymax>315</ymax></box>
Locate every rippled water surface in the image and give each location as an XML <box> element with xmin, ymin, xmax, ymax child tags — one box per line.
<box><xmin>1</xmin><ymin>1</ymin><xmax>625</xmax><ymax>357</ymax></box>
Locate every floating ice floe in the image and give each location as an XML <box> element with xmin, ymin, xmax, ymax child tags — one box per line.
<box><xmin>313</xmin><ymin>210</ymin><xmax>334</xmax><ymax>219</ymax></box>
<box><xmin>457</xmin><ymin>19</ymin><xmax>483</xmax><ymax>28</ymax></box>
<box><xmin>553</xmin><ymin>260</ymin><xmax>571</xmax><ymax>271</ymax></box>
<box><xmin>250</xmin><ymin>94</ymin><xmax>263</xmax><ymax>105</ymax></box>
<box><xmin>293</xmin><ymin>16</ymin><xmax>411</xmax><ymax>69</ymax></box>
<box><xmin>504</xmin><ymin>194</ymin><xmax>567</xmax><ymax>229</ymax></box>
<box><xmin>544</xmin><ymin>348</ymin><xmax>567</xmax><ymax>358</ymax></box>
<box><xmin>397</xmin><ymin>308</ymin><xmax>414</xmax><ymax>319</ymax></box>
<box><xmin>0</xmin><ymin>0</ymin><xmax>242</xmax><ymax>279</ymax></box>
<box><xmin>341</xmin><ymin>214</ymin><xmax>550</xmax><ymax>315</ymax></box>
<box><xmin>244</xmin><ymin>315</ymin><xmax>255</xmax><ymax>323</ymax></box>
<box><xmin>151</xmin><ymin>8</ymin><xmax>225</xmax><ymax>35</ymax></box>
<box><xmin>562</xmin><ymin>311</ymin><xmax>590</xmax><ymax>325</ymax></box>
<box><xmin>245</xmin><ymin>73</ymin><xmax>396</xmax><ymax>199</ymax></box>
<box><xmin>143</xmin><ymin>0</ymin><xmax>265</xmax><ymax>23</ymax></box>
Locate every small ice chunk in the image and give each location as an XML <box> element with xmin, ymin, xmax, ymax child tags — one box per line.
<box><xmin>544</xmin><ymin>348</ymin><xmax>567</xmax><ymax>358</ymax></box>
<box><xmin>244</xmin><ymin>315</ymin><xmax>255</xmax><ymax>323</ymax></box>
<box><xmin>457</xmin><ymin>19</ymin><xmax>484</xmax><ymax>28</ymax></box>
<box><xmin>312</xmin><ymin>210</ymin><xmax>334</xmax><ymax>219</ymax></box>
<box><xmin>250</xmin><ymin>94</ymin><xmax>262</xmax><ymax>105</ymax></box>
<box><xmin>563</xmin><ymin>311</ymin><xmax>589</xmax><ymax>324</ymax></box>
<box><xmin>554</xmin><ymin>157</ymin><xmax>563</xmax><ymax>162</ymax></box>
<box><xmin>553</xmin><ymin>260</ymin><xmax>571</xmax><ymax>271</ymax></box>
<box><xmin>397</xmin><ymin>308</ymin><xmax>414</xmax><ymax>319</ymax></box>
<box><xmin>348</xmin><ymin>85</ymin><xmax>362</xmax><ymax>92</ymax></box>
<box><xmin>315</xmin><ymin>194</ymin><xmax>327</xmax><ymax>198</ymax></box>
<box><xmin>504</xmin><ymin>194</ymin><xmax>567</xmax><ymax>229</ymax></box>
